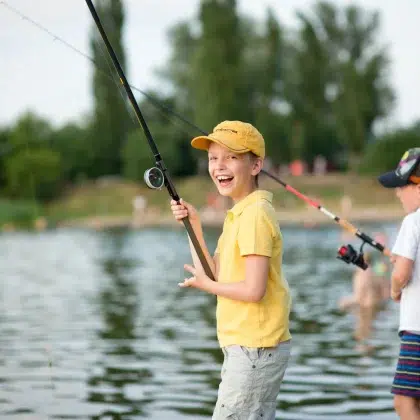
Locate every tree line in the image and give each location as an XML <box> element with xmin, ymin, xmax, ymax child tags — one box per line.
<box><xmin>0</xmin><ymin>0</ymin><xmax>419</xmax><ymax>203</ymax></box>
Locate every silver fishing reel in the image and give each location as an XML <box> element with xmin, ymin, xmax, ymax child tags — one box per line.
<box><xmin>144</xmin><ymin>167</ymin><xmax>165</xmax><ymax>189</ymax></box>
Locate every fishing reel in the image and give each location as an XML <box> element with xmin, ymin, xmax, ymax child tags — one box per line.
<box><xmin>144</xmin><ymin>167</ymin><xmax>165</xmax><ymax>189</ymax></box>
<box><xmin>337</xmin><ymin>242</ymin><xmax>368</xmax><ymax>270</ymax></box>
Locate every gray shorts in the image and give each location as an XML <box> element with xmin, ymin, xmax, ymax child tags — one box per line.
<box><xmin>212</xmin><ymin>340</ymin><xmax>291</xmax><ymax>420</ymax></box>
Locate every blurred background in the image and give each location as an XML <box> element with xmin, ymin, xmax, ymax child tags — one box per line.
<box><xmin>0</xmin><ymin>0</ymin><xmax>419</xmax><ymax>419</ymax></box>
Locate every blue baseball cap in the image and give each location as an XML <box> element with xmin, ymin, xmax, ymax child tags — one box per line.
<box><xmin>378</xmin><ymin>148</ymin><xmax>420</xmax><ymax>188</ymax></box>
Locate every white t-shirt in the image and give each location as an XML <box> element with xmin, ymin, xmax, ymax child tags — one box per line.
<box><xmin>392</xmin><ymin>208</ymin><xmax>420</xmax><ymax>333</ymax></box>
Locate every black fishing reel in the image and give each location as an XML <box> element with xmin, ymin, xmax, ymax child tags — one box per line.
<box><xmin>337</xmin><ymin>242</ymin><xmax>368</xmax><ymax>270</ymax></box>
<box><xmin>144</xmin><ymin>167</ymin><xmax>165</xmax><ymax>189</ymax></box>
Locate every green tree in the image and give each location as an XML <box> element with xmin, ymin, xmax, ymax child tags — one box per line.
<box><xmin>51</xmin><ymin>122</ymin><xmax>92</xmax><ymax>183</ymax></box>
<box><xmin>190</xmin><ymin>0</ymin><xmax>245</xmax><ymax>129</ymax></box>
<box><xmin>245</xmin><ymin>10</ymin><xmax>290</xmax><ymax>164</ymax></box>
<box><xmin>160</xmin><ymin>4</ymin><xmax>292</xmax><ymax>166</ymax></box>
<box><xmin>282</xmin><ymin>1</ymin><xmax>394</xmax><ymax>167</ymax></box>
<box><xmin>0</xmin><ymin>127</ymin><xmax>10</xmax><ymax>190</ymax></box>
<box><xmin>5</xmin><ymin>149</ymin><xmax>61</xmax><ymax>201</ymax></box>
<box><xmin>359</xmin><ymin>128</ymin><xmax>420</xmax><ymax>174</ymax></box>
<box><xmin>313</xmin><ymin>2</ymin><xmax>395</xmax><ymax>161</ymax></box>
<box><xmin>284</xmin><ymin>9</ymin><xmax>338</xmax><ymax>163</ymax></box>
<box><xmin>155</xmin><ymin>0</ymin><xmax>394</xmax><ymax>171</ymax></box>
<box><xmin>158</xmin><ymin>22</ymin><xmax>198</xmax><ymax>117</ymax></box>
<box><xmin>90</xmin><ymin>0</ymin><xmax>131</xmax><ymax>177</ymax></box>
<box><xmin>4</xmin><ymin>112</ymin><xmax>62</xmax><ymax>200</ymax></box>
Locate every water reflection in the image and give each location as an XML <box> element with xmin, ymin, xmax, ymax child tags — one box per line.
<box><xmin>87</xmin><ymin>229</ymin><xmax>147</xmax><ymax>417</ymax></box>
<box><xmin>97</xmin><ymin>229</ymin><xmax>139</xmax><ymax>342</ymax></box>
<box><xmin>0</xmin><ymin>223</ymin><xmax>401</xmax><ymax>419</ymax></box>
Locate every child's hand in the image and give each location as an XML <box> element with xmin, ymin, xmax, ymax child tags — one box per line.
<box><xmin>178</xmin><ymin>263</ymin><xmax>213</xmax><ymax>292</ymax></box>
<box><xmin>391</xmin><ymin>288</ymin><xmax>401</xmax><ymax>302</ymax></box>
<box><xmin>170</xmin><ymin>199</ymin><xmax>199</xmax><ymax>225</ymax></box>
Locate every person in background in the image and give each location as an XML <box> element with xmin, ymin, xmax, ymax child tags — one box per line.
<box><xmin>378</xmin><ymin>148</ymin><xmax>420</xmax><ymax>419</ymax></box>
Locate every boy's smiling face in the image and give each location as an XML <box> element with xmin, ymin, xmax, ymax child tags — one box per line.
<box><xmin>208</xmin><ymin>142</ymin><xmax>262</xmax><ymax>202</ymax></box>
<box><xmin>396</xmin><ymin>184</ymin><xmax>420</xmax><ymax>214</ymax></box>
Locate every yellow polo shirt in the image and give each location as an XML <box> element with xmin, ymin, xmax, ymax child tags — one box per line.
<box><xmin>215</xmin><ymin>190</ymin><xmax>292</xmax><ymax>348</ymax></box>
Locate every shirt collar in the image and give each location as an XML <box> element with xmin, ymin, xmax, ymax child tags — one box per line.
<box><xmin>228</xmin><ymin>190</ymin><xmax>273</xmax><ymax>217</ymax></box>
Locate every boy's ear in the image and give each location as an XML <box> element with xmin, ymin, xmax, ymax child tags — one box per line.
<box><xmin>251</xmin><ymin>158</ymin><xmax>263</xmax><ymax>175</ymax></box>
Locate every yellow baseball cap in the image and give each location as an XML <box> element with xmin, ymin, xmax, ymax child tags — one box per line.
<box><xmin>191</xmin><ymin>120</ymin><xmax>265</xmax><ymax>158</ymax></box>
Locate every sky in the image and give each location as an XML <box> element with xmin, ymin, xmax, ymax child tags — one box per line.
<box><xmin>0</xmin><ymin>0</ymin><xmax>419</xmax><ymax>130</ymax></box>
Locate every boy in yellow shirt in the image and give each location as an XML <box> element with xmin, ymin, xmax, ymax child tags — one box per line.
<box><xmin>171</xmin><ymin>120</ymin><xmax>292</xmax><ymax>419</ymax></box>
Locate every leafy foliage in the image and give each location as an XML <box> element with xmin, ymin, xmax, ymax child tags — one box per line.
<box><xmin>0</xmin><ymin>199</ymin><xmax>41</xmax><ymax>228</ymax></box>
<box><xmin>2</xmin><ymin>113</ymin><xmax>62</xmax><ymax>201</ymax></box>
<box><xmin>89</xmin><ymin>0</ymin><xmax>132</xmax><ymax>177</ymax></box>
<box><xmin>5</xmin><ymin>148</ymin><xmax>61</xmax><ymax>201</ymax></box>
<box><xmin>359</xmin><ymin>126</ymin><xmax>420</xmax><ymax>174</ymax></box>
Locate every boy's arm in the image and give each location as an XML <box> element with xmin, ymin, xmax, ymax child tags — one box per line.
<box><xmin>391</xmin><ymin>255</ymin><xmax>414</xmax><ymax>297</ymax></box>
<box><xmin>390</xmin><ymin>214</ymin><xmax>419</xmax><ymax>300</ymax></box>
<box><xmin>205</xmin><ymin>255</ymin><xmax>269</xmax><ymax>302</ymax></box>
<box><xmin>203</xmin><ymin>203</ymin><xmax>273</xmax><ymax>302</ymax></box>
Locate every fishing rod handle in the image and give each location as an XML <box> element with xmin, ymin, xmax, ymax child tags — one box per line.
<box><xmin>341</xmin><ymin>219</ymin><xmax>392</xmax><ymax>257</ymax></box>
<box><xmin>182</xmin><ymin>217</ymin><xmax>216</xmax><ymax>281</ymax></box>
<box><xmin>357</xmin><ymin>231</ymin><xmax>392</xmax><ymax>257</ymax></box>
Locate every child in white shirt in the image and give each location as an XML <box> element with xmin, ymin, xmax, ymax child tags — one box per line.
<box><xmin>378</xmin><ymin>148</ymin><xmax>420</xmax><ymax>419</ymax></box>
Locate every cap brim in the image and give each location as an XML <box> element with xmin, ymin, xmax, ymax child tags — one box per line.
<box><xmin>378</xmin><ymin>171</ymin><xmax>407</xmax><ymax>188</ymax></box>
<box><xmin>191</xmin><ymin>134</ymin><xmax>250</xmax><ymax>153</ymax></box>
<box><xmin>190</xmin><ymin>136</ymin><xmax>212</xmax><ymax>151</ymax></box>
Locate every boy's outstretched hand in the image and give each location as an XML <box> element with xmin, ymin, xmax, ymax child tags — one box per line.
<box><xmin>179</xmin><ymin>263</ymin><xmax>213</xmax><ymax>292</ymax></box>
<box><xmin>170</xmin><ymin>199</ymin><xmax>200</xmax><ymax>225</ymax></box>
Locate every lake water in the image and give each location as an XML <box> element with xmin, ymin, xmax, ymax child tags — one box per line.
<box><xmin>0</xmin><ymin>221</ymin><xmax>402</xmax><ymax>419</ymax></box>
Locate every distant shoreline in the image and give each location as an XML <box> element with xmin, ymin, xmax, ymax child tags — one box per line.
<box><xmin>1</xmin><ymin>174</ymin><xmax>405</xmax><ymax>232</ymax></box>
<box><xmin>55</xmin><ymin>205</ymin><xmax>404</xmax><ymax>230</ymax></box>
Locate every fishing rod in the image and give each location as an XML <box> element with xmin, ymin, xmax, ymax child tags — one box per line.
<box><xmin>2</xmin><ymin>1</ymin><xmax>391</xmax><ymax>269</ymax></box>
<box><xmin>84</xmin><ymin>0</ymin><xmax>215</xmax><ymax>280</ymax></box>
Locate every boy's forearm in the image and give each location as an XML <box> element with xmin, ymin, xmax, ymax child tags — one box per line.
<box><xmin>391</xmin><ymin>276</ymin><xmax>402</xmax><ymax>295</ymax></box>
<box><xmin>391</xmin><ymin>271</ymin><xmax>408</xmax><ymax>294</ymax></box>
<box><xmin>205</xmin><ymin>280</ymin><xmax>263</xmax><ymax>303</ymax></box>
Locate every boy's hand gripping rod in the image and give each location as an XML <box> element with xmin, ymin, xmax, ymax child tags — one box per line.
<box><xmin>85</xmin><ymin>0</ymin><xmax>215</xmax><ymax>281</ymax></box>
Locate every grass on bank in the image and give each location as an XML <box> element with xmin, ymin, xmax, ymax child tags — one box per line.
<box><xmin>48</xmin><ymin>173</ymin><xmax>399</xmax><ymax>220</ymax></box>
<box><xmin>0</xmin><ymin>173</ymin><xmax>401</xmax><ymax>229</ymax></box>
<box><xmin>0</xmin><ymin>199</ymin><xmax>42</xmax><ymax>229</ymax></box>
